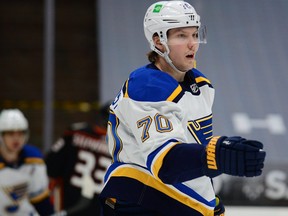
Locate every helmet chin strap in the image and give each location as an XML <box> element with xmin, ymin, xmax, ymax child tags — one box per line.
<box><xmin>153</xmin><ymin>43</ymin><xmax>188</xmax><ymax>74</ymax></box>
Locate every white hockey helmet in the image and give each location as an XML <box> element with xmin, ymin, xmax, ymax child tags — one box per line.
<box><xmin>0</xmin><ymin>109</ymin><xmax>29</xmax><ymax>132</ymax></box>
<box><xmin>144</xmin><ymin>0</ymin><xmax>205</xmax><ymax>52</ymax></box>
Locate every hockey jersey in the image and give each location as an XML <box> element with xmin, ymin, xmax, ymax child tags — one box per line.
<box><xmin>0</xmin><ymin>145</ymin><xmax>52</xmax><ymax>216</ymax></box>
<box><xmin>101</xmin><ymin>64</ymin><xmax>216</xmax><ymax>216</ymax></box>
<box><xmin>45</xmin><ymin>123</ymin><xmax>111</xmax><ymax>216</ymax></box>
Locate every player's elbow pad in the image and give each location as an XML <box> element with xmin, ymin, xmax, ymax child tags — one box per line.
<box><xmin>204</xmin><ymin>136</ymin><xmax>266</xmax><ymax>178</ymax></box>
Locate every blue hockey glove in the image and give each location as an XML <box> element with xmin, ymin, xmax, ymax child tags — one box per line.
<box><xmin>205</xmin><ymin>136</ymin><xmax>266</xmax><ymax>178</ymax></box>
<box><xmin>214</xmin><ymin>195</ymin><xmax>225</xmax><ymax>216</ymax></box>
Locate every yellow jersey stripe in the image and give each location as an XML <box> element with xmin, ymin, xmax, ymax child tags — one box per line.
<box><xmin>111</xmin><ymin>166</ymin><xmax>214</xmax><ymax>216</ymax></box>
<box><xmin>195</xmin><ymin>76</ymin><xmax>211</xmax><ymax>84</ymax></box>
<box><xmin>30</xmin><ymin>189</ymin><xmax>50</xmax><ymax>203</ymax></box>
<box><xmin>166</xmin><ymin>85</ymin><xmax>182</xmax><ymax>102</ymax></box>
<box><xmin>151</xmin><ymin>142</ymin><xmax>180</xmax><ymax>181</ymax></box>
<box><xmin>25</xmin><ymin>158</ymin><xmax>44</xmax><ymax>164</ymax></box>
<box><xmin>124</xmin><ymin>80</ymin><xmax>129</xmax><ymax>98</ymax></box>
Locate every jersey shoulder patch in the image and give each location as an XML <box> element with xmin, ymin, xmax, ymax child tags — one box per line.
<box><xmin>126</xmin><ymin>65</ymin><xmax>182</xmax><ymax>102</ymax></box>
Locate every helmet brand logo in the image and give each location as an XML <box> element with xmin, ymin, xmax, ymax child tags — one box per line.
<box><xmin>189</xmin><ymin>15</ymin><xmax>195</xmax><ymax>21</ymax></box>
<box><xmin>153</xmin><ymin>4</ymin><xmax>163</xmax><ymax>13</ymax></box>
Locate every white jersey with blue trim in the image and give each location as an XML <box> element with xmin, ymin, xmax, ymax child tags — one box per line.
<box><xmin>0</xmin><ymin>169</ymin><xmax>39</xmax><ymax>216</ymax></box>
<box><xmin>0</xmin><ymin>145</ymin><xmax>50</xmax><ymax>216</ymax></box>
<box><xmin>102</xmin><ymin>64</ymin><xmax>216</xmax><ymax>216</ymax></box>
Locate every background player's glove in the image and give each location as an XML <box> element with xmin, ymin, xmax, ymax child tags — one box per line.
<box><xmin>214</xmin><ymin>195</ymin><xmax>225</xmax><ymax>216</ymax></box>
<box><xmin>204</xmin><ymin>136</ymin><xmax>266</xmax><ymax>178</ymax></box>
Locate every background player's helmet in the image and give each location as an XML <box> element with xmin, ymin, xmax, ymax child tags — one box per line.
<box><xmin>0</xmin><ymin>109</ymin><xmax>28</xmax><ymax>132</ymax></box>
<box><xmin>144</xmin><ymin>0</ymin><xmax>204</xmax><ymax>53</ymax></box>
<box><xmin>0</xmin><ymin>109</ymin><xmax>29</xmax><ymax>143</ymax></box>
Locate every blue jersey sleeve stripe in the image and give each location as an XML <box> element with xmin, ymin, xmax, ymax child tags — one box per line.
<box><xmin>108</xmin><ymin>112</ymin><xmax>123</xmax><ymax>163</ymax></box>
<box><xmin>174</xmin><ymin>183</ymin><xmax>216</xmax><ymax>207</ymax></box>
<box><xmin>103</xmin><ymin>162</ymin><xmax>124</xmax><ymax>182</ymax></box>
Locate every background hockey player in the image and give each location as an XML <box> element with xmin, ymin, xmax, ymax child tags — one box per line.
<box><xmin>99</xmin><ymin>1</ymin><xmax>266</xmax><ymax>216</ymax></box>
<box><xmin>0</xmin><ymin>109</ymin><xmax>54</xmax><ymax>216</ymax></box>
<box><xmin>45</xmin><ymin>103</ymin><xmax>112</xmax><ymax>216</ymax></box>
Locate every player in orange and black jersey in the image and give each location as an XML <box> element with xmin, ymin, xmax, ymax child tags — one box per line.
<box><xmin>45</xmin><ymin>104</ymin><xmax>112</xmax><ymax>216</ymax></box>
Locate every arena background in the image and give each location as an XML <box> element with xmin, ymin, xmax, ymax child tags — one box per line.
<box><xmin>0</xmin><ymin>0</ymin><xmax>287</xmax><ymax>209</ymax></box>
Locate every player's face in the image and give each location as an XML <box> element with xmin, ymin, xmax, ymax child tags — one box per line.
<box><xmin>167</xmin><ymin>27</ymin><xmax>199</xmax><ymax>71</ymax></box>
<box><xmin>2</xmin><ymin>131</ymin><xmax>26</xmax><ymax>153</ymax></box>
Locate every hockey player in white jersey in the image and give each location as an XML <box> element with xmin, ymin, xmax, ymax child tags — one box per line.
<box><xmin>0</xmin><ymin>109</ymin><xmax>55</xmax><ymax>216</ymax></box>
<box><xmin>100</xmin><ymin>1</ymin><xmax>266</xmax><ymax>216</ymax></box>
